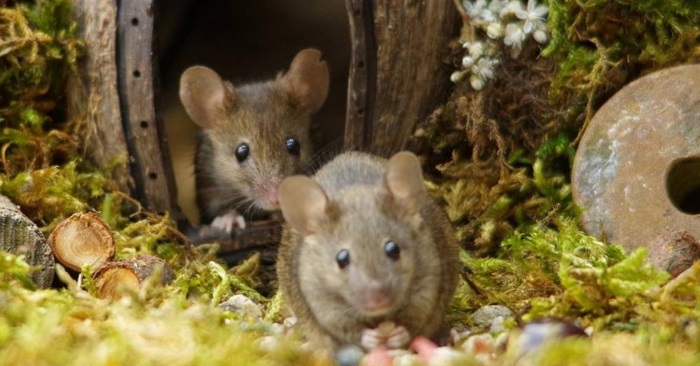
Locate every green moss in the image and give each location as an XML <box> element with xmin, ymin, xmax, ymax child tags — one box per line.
<box><xmin>508</xmin><ymin>332</ymin><xmax>700</xmax><ymax>366</ymax></box>
<box><xmin>2</xmin><ymin>0</ymin><xmax>700</xmax><ymax>363</ymax></box>
<box><xmin>0</xmin><ymin>0</ymin><xmax>81</xmax><ymax>176</ymax></box>
<box><xmin>0</xmin><ymin>252</ymin><xmax>330</xmax><ymax>366</ymax></box>
<box><xmin>543</xmin><ymin>0</ymin><xmax>700</xmax><ymax>132</ymax></box>
<box><xmin>425</xmin><ymin>132</ymin><xmax>577</xmax><ymax>254</ymax></box>
<box><xmin>461</xmin><ymin>217</ymin><xmax>670</xmax><ymax>326</ymax></box>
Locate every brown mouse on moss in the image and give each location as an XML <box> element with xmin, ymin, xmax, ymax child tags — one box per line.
<box><xmin>276</xmin><ymin>151</ymin><xmax>460</xmax><ymax>351</ymax></box>
<box><xmin>179</xmin><ymin>48</ymin><xmax>329</xmax><ymax>232</ymax></box>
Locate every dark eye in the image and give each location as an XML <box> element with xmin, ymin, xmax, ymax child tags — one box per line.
<box><xmin>336</xmin><ymin>249</ymin><xmax>350</xmax><ymax>269</ymax></box>
<box><xmin>285</xmin><ymin>137</ymin><xmax>300</xmax><ymax>156</ymax></box>
<box><xmin>235</xmin><ymin>143</ymin><xmax>249</xmax><ymax>162</ymax></box>
<box><xmin>384</xmin><ymin>241</ymin><xmax>400</xmax><ymax>260</ymax></box>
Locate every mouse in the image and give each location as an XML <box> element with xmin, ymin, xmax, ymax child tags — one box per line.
<box><xmin>179</xmin><ymin>48</ymin><xmax>330</xmax><ymax>232</ymax></box>
<box><xmin>276</xmin><ymin>151</ymin><xmax>460</xmax><ymax>351</ymax></box>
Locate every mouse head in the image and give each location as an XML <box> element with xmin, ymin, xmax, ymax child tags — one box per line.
<box><xmin>280</xmin><ymin>152</ymin><xmax>441</xmax><ymax>319</ymax></box>
<box><xmin>179</xmin><ymin>49</ymin><xmax>330</xmax><ymax>212</ymax></box>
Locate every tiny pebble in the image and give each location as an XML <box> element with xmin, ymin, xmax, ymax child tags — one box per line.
<box><xmin>470</xmin><ymin>305</ymin><xmax>514</xmax><ymax>329</ymax></box>
<box><xmin>364</xmin><ymin>347</ymin><xmax>394</xmax><ymax>366</ymax></box>
<box><xmin>489</xmin><ymin>316</ymin><xmax>505</xmax><ymax>334</ymax></box>
<box><xmin>257</xmin><ymin>335</ymin><xmax>278</xmax><ymax>351</ymax></box>
<box><xmin>462</xmin><ymin>333</ymin><xmax>496</xmax><ymax>364</ymax></box>
<box><xmin>335</xmin><ymin>344</ymin><xmax>366</xmax><ymax>366</ymax></box>
<box><xmin>219</xmin><ymin>294</ymin><xmax>262</xmax><ymax>320</ymax></box>
<box><xmin>283</xmin><ymin>316</ymin><xmax>297</xmax><ymax>328</ymax></box>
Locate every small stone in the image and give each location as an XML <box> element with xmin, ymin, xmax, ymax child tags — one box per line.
<box><xmin>335</xmin><ymin>345</ymin><xmax>365</xmax><ymax>366</ymax></box>
<box><xmin>283</xmin><ymin>316</ymin><xmax>297</xmax><ymax>328</ymax></box>
<box><xmin>257</xmin><ymin>335</ymin><xmax>278</xmax><ymax>351</ymax></box>
<box><xmin>646</xmin><ymin>230</ymin><xmax>700</xmax><ymax>277</ymax></box>
<box><xmin>219</xmin><ymin>294</ymin><xmax>262</xmax><ymax>320</ymax></box>
<box><xmin>511</xmin><ymin>319</ymin><xmax>587</xmax><ymax>356</ymax></box>
<box><xmin>461</xmin><ymin>333</ymin><xmax>496</xmax><ymax>364</ymax></box>
<box><xmin>489</xmin><ymin>316</ymin><xmax>506</xmax><ymax>334</ymax></box>
<box><xmin>470</xmin><ymin>305</ymin><xmax>514</xmax><ymax>329</ymax></box>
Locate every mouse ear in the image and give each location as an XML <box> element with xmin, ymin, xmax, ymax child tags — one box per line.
<box><xmin>280</xmin><ymin>48</ymin><xmax>330</xmax><ymax>115</ymax></box>
<box><xmin>385</xmin><ymin>151</ymin><xmax>427</xmax><ymax>213</ymax></box>
<box><xmin>179</xmin><ymin>66</ymin><xmax>237</xmax><ymax>129</ymax></box>
<box><xmin>279</xmin><ymin>175</ymin><xmax>330</xmax><ymax>236</ymax></box>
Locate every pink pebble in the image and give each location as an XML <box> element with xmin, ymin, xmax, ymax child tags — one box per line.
<box><xmin>364</xmin><ymin>347</ymin><xmax>394</xmax><ymax>366</ymax></box>
<box><xmin>411</xmin><ymin>336</ymin><xmax>438</xmax><ymax>362</ymax></box>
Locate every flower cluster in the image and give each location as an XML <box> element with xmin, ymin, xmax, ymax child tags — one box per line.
<box><xmin>451</xmin><ymin>0</ymin><xmax>549</xmax><ymax>90</ymax></box>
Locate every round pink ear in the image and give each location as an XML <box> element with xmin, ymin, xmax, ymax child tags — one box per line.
<box><xmin>385</xmin><ymin>151</ymin><xmax>426</xmax><ymax>212</ymax></box>
<box><xmin>279</xmin><ymin>175</ymin><xmax>330</xmax><ymax>235</ymax></box>
<box><xmin>281</xmin><ymin>48</ymin><xmax>330</xmax><ymax>114</ymax></box>
<box><xmin>179</xmin><ymin>66</ymin><xmax>237</xmax><ymax>129</ymax></box>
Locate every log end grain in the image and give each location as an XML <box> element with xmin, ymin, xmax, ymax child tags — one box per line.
<box><xmin>48</xmin><ymin>212</ymin><xmax>115</xmax><ymax>272</ymax></box>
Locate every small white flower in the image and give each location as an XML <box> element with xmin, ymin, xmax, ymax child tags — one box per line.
<box><xmin>463</xmin><ymin>0</ymin><xmax>504</xmax><ymax>24</ymax></box>
<box><xmin>463</xmin><ymin>0</ymin><xmax>488</xmax><ymax>19</ymax></box>
<box><xmin>468</xmin><ymin>41</ymin><xmax>485</xmax><ymax>58</ymax></box>
<box><xmin>533</xmin><ymin>28</ymin><xmax>548</xmax><ymax>43</ymax></box>
<box><xmin>471</xmin><ymin>57</ymin><xmax>498</xmax><ymax>80</ymax></box>
<box><xmin>488</xmin><ymin>0</ymin><xmax>509</xmax><ymax>14</ymax></box>
<box><xmin>462</xmin><ymin>56</ymin><xmax>475</xmax><ymax>68</ymax></box>
<box><xmin>450</xmin><ymin>70</ymin><xmax>468</xmax><ymax>83</ymax></box>
<box><xmin>504</xmin><ymin>22</ymin><xmax>527</xmax><ymax>50</ymax></box>
<box><xmin>516</xmin><ymin>0</ymin><xmax>548</xmax><ymax>35</ymax></box>
<box><xmin>470</xmin><ymin>75</ymin><xmax>486</xmax><ymax>90</ymax></box>
<box><xmin>487</xmin><ymin>22</ymin><xmax>504</xmax><ymax>39</ymax></box>
<box><xmin>500</xmin><ymin>0</ymin><xmax>524</xmax><ymax>18</ymax></box>
<box><xmin>481</xmin><ymin>9</ymin><xmax>498</xmax><ymax>23</ymax></box>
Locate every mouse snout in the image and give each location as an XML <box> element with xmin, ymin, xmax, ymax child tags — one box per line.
<box><xmin>266</xmin><ymin>189</ymin><xmax>279</xmax><ymax>207</ymax></box>
<box><xmin>359</xmin><ymin>282</ymin><xmax>393</xmax><ymax>315</ymax></box>
<box><xmin>254</xmin><ymin>179</ymin><xmax>281</xmax><ymax>210</ymax></box>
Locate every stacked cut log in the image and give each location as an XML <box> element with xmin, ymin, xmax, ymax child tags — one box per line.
<box><xmin>0</xmin><ymin>195</ymin><xmax>54</xmax><ymax>288</ymax></box>
<box><xmin>93</xmin><ymin>254</ymin><xmax>174</xmax><ymax>300</ymax></box>
<box><xmin>48</xmin><ymin>212</ymin><xmax>173</xmax><ymax>299</ymax></box>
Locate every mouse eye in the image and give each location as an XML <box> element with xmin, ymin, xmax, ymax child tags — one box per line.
<box><xmin>336</xmin><ymin>249</ymin><xmax>350</xmax><ymax>269</ymax></box>
<box><xmin>235</xmin><ymin>143</ymin><xmax>249</xmax><ymax>162</ymax></box>
<box><xmin>285</xmin><ymin>137</ymin><xmax>300</xmax><ymax>156</ymax></box>
<box><xmin>384</xmin><ymin>241</ymin><xmax>400</xmax><ymax>261</ymax></box>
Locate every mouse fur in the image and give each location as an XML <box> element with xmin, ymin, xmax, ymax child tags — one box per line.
<box><xmin>277</xmin><ymin>151</ymin><xmax>460</xmax><ymax>350</ymax></box>
<box><xmin>179</xmin><ymin>49</ymin><xmax>329</xmax><ymax>226</ymax></box>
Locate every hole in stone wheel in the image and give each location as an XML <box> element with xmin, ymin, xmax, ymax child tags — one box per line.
<box><xmin>666</xmin><ymin>156</ymin><xmax>700</xmax><ymax>215</ymax></box>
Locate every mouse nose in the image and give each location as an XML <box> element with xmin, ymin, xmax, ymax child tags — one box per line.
<box><xmin>364</xmin><ymin>291</ymin><xmax>391</xmax><ymax>312</ymax></box>
<box><xmin>360</xmin><ymin>281</ymin><xmax>393</xmax><ymax>314</ymax></box>
<box><xmin>267</xmin><ymin>189</ymin><xmax>279</xmax><ymax>207</ymax></box>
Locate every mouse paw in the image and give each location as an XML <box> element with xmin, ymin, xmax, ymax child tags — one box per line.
<box><xmin>385</xmin><ymin>325</ymin><xmax>410</xmax><ymax>349</ymax></box>
<box><xmin>361</xmin><ymin>322</ymin><xmax>410</xmax><ymax>351</ymax></box>
<box><xmin>361</xmin><ymin>328</ymin><xmax>382</xmax><ymax>351</ymax></box>
<box><xmin>211</xmin><ymin>211</ymin><xmax>246</xmax><ymax>233</ymax></box>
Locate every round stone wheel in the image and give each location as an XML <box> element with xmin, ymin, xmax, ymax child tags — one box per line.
<box><xmin>572</xmin><ymin>64</ymin><xmax>700</xmax><ymax>251</ymax></box>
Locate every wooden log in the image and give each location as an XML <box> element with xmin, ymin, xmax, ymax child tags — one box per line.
<box><xmin>117</xmin><ymin>0</ymin><xmax>182</xmax><ymax>222</ymax></box>
<box><xmin>0</xmin><ymin>195</ymin><xmax>54</xmax><ymax>288</ymax></box>
<box><xmin>66</xmin><ymin>0</ymin><xmax>134</xmax><ymax>193</ymax></box>
<box><xmin>48</xmin><ymin>212</ymin><xmax>115</xmax><ymax>272</ymax></box>
<box><xmin>344</xmin><ymin>0</ymin><xmax>460</xmax><ymax>156</ymax></box>
<box><xmin>93</xmin><ymin>254</ymin><xmax>174</xmax><ymax>300</ymax></box>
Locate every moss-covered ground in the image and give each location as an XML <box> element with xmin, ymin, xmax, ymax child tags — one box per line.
<box><xmin>2</xmin><ymin>0</ymin><xmax>700</xmax><ymax>364</ymax></box>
